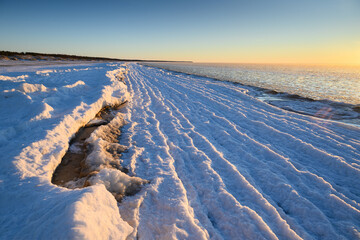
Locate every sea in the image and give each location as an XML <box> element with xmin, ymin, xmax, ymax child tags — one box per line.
<box><xmin>144</xmin><ymin>62</ymin><xmax>360</xmax><ymax>126</ymax></box>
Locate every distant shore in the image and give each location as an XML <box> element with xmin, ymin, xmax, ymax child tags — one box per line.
<box><xmin>0</xmin><ymin>50</ymin><xmax>193</xmax><ymax>63</ymax></box>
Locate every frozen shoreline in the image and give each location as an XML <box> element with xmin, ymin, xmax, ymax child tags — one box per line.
<box><xmin>120</xmin><ymin>64</ymin><xmax>360</xmax><ymax>239</ymax></box>
<box><xmin>143</xmin><ymin>63</ymin><xmax>360</xmax><ymax>127</ymax></box>
<box><xmin>0</xmin><ymin>61</ymin><xmax>359</xmax><ymax>239</ymax></box>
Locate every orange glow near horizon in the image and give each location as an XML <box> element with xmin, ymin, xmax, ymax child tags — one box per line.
<box><xmin>184</xmin><ymin>41</ymin><xmax>360</xmax><ymax>66</ymax></box>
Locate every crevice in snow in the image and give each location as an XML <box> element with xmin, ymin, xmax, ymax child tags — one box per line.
<box><xmin>52</xmin><ymin>101</ymin><xmax>148</xmax><ymax>202</ymax></box>
<box><xmin>51</xmin><ymin>67</ymin><xmax>148</xmax><ymax>203</ymax></box>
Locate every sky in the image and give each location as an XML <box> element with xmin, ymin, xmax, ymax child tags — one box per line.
<box><xmin>0</xmin><ymin>0</ymin><xmax>359</xmax><ymax>65</ymax></box>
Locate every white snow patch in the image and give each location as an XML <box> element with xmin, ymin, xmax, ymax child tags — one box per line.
<box><xmin>18</xmin><ymin>82</ymin><xmax>48</xmax><ymax>93</ymax></box>
<box><xmin>59</xmin><ymin>80</ymin><xmax>87</xmax><ymax>94</ymax></box>
<box><xmin>63</xmin><ymin>80</ymin><xmax>86</xmax><ymax>89</ymax></box>
<box><xmin>36</xmin><ymin>69</ymin><xmax>56</xmax><ymax>76</ymax></box>
<box><xmin>89</xmin><ymin>168</ymin><xmax>147</xmax><ymax>200</ymax></box>
<box><xmin>30</xmin><ymin>102</ymin><xmax>54</xmax><ymax>121</ymax></box>
<box><xmin>0</xmin><ymin>74</ymin><xmax>28</xmax><ymax>82</ymax></box>
<box><xmin>70</xmin><ymin>184</ymin><xmax>133</xmax><ymax>239</ymax></box>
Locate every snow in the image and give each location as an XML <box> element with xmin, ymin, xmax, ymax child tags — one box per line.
<box><xmin>0</xmin><ymin>62</ymin><xmax>131</xmax><ymax>239</ymax></box>
<box><xmin>36</xmin><ymin>69</ymin><xmax>56</xmax><ymax>76</ymax></box>
<box><xmin>117</xmin><ymin>64</ymin><xmax>359</xmax><ymax>239</ymax></box>
<box><xmin>63</xmin><ymin>80</ymin><xmax>86</xmax><ymax>89</ymax></box>
<box><xmin>89</xmin><ymin>169</ymin><xmax>148</xmax><ymax>201</ymax></box>
<box><xmin>30</xmin><ymin>103</ymin><xmax>54</xmax><ymax>121</ymax></box>
<box><xmin>17</xmin><ymin>82</ymin><xmax>49</xmax><ymax>93</ymax></box>
<box><xmin>1</xmin><ymin>61</ymin><xmax>359</xmax><ymax>239</ymax></box>
<box><xmin>85</xmin><ymin>113</ymin><xmax>127</xmax><ymax>171</ymax></box>
<box><xmin>0</xmin><ymin>74</ymin><xmax>28</xmax><ymax>82</ymax></box>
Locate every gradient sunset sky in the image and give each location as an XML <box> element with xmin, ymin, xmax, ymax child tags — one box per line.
<box><xmin>1</xmin><ymin>0</ymin><xmax>359</xmax><ymax>65</ymax></box>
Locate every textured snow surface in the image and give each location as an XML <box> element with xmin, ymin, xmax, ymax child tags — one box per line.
<box><xmin>0</xmin><ymin>62</ymin><xmax>359</xmax><ymax>239</ymax></box>
<box><xmin>117</xmin><ymin>64</ymin><xmax>360</xmax><ymax>239</ymax></box>
<box><xmin>0</xmin><ymin>62</ymin><xmax>132</xmax><ymax>239</ymax></box>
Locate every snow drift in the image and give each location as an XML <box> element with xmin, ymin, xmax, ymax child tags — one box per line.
<box><xmin>0</xmin><ymin>63</ymin><xmax>135</xmax><ymax>239</ymax></box>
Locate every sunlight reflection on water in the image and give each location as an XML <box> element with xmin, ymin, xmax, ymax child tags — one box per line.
<box><xmin>145</xmin><ymin>62</ymin><xmax>360</xmax><ymax>127</ymax></box>
<box><xmin>147</xmin><ymin>62</ymin><xmax>360</xmax><ymax>105</ymax></box>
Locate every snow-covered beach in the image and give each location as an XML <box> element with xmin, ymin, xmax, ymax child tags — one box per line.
<box><xmin>0</xmin><ymin>62</ymin><xmax>359</xmax><ymax>239</ymax></box>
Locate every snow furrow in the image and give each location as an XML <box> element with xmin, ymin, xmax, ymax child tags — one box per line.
<box><xmin>119</xmin><ymin>64</ymin><xmax>360</xmax><ymax>239</ymax></box>
<box><xmin>138</xmin><ymin>67</ymin><xmax>341</xmax><ymax>238</ymax></box>
<box><xmin>144</xmin><ymin>70</ymin><xmax>305</xmax><ymax>229</ymax></box>
<box><xmin>140</xmin><ymin>69</ymin><xmax>299</xmax><ymax>239</ymax></box>
<box><xmin>139</xmin><ymin>67</ymin><xmax>360</xmax><ymax>211</ymax></box>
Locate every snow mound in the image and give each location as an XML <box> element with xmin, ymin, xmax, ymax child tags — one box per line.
<box><xmin>71</xmin><ymin>184</ymin><xmax>133</xmax><ymax>239</ymax></box>
<box><xmin>18</xmin><ymin>82</ymin><xmax>48</xmax><ymax>93</ymax></box>
<box><xmin>36</xmin><ymin>69</ymin><xmax>56</xmax><ymax>76</ymax></box>
<box><xmin>63</xmin><ymin>80</ymin><xmax>86</xmax><ymax>89</ymax></box>
<box><xmin>73</xmin><ymin>67</ymin><xmax>90</xmax><ymax>71</ymax></box>
<box><xmin>30</xmin><ymin>103</ymin><xmax>54</xmax><ymax>121</ymax></box>
<box><xmin>59</xmin><ymin>80</ymin><xmax>87</xmax><ymax>94</ymax></box>
<box><xmin>0</xmin><ymin>74</ymin><xmax>28</xmax><ymax>82</ymax></box>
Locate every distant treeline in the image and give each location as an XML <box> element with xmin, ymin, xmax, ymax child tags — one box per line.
<box><xmin>0</xmin><ymin>50</ymin><xmax>122</xmax><ymax>61</ymax></box>
<box><xmin>0</xmin><ymin>50</ymin><xmax>192</xmax><ymax>63</ymax></box>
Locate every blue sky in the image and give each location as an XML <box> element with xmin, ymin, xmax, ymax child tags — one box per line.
<box><xmin>0</xmin><ymin>0</ymin><xmax>359</xmax><ymax>64</ymax></box>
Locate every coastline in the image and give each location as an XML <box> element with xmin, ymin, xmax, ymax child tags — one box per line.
<box><xmin>142</xmin><ymin>63</ymin><xmax>360</xmax><ymax>128</ymax></box>
<box><xmin>1</xmin><ymin>61</ymin><xmax>359</xmax><ymax>239</ymax></box>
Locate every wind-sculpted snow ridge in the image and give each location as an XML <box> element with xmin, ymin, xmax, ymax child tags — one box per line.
<box><xmin>116</xmin><ymin>63</ymin><xmax>360</xmax><ymax>239</ymax></box>
<box><xmin>0</xmin><ymin>62</ymin><xmax>138</xmax><ymax>239</ymax></box>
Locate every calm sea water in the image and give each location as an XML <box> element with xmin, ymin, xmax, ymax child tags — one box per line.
<box><xmin>145</xmin><ymin>62</ymin><xmax>360</xmax><ymax>126</ymax></box>
<box><xmin>146</xmin><ymin>62</ymin><xmax>360</xmax><ymax>105</ymax></box>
